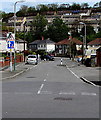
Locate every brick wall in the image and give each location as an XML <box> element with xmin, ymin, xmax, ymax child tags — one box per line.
<box><xmin>0</xmin><ymin>55</ymin><xmax>23</xmax><ymax>67</ymax></box>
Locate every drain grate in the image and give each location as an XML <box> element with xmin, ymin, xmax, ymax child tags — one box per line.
<box><xmin>54</xmin><ymin>97</ymin><xmax>72</xmax><ymax>101</ymax></box>
<box><xmin>26</xmin><ymin>76</ymin><xmax>36</xmax><ymax>78</ymax></box>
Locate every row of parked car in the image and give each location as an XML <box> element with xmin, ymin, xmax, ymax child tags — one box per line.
<box><xmin>26</xmin><ymin>54</ymin><xmax>55</xmax><ymax>65</ymax></box>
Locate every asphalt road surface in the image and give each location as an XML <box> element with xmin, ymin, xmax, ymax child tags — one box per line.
<box><xmin>2</xmin><ymin>58</ymin><xmax>99</xmax><ymax>118</ymax></box>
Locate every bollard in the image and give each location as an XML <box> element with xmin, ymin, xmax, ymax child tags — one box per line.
<box><xmin>61</xmin><ymin>58</ymin><xmax>63</xmax><ymax>65</ymax></box>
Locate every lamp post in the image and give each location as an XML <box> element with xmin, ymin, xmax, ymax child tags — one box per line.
<box><xmin>79</xmin><ymin>22</ymin><xmax>87</xmax><ymax>63</ymax></box>
<box><xmin>80</xmin><ymin>35</ymin><xmax>84</xmax><ymax>64</ymax></box>
<box><xmin>79</xmin><ymin>22</ymin><xmax>87</xmax><ymax>49</ymax></box>
<box><xmin>14</xmin><ymin>0</ymin><xmax>25</xmax><ymax>71</ymax></box>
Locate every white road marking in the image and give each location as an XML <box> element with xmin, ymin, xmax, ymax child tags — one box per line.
<box><xmin>44</xmin><ymin>79</ymin><xmax>46</xmax><ymax>82</ymax></box>
<box><xmin>30</xmin><ymin>65</ymin><xmax>37</xmax><ymax>70</ymax></box>
<box><xmin>59</xmin><ymin>92</ymin><xmax>76</xmax><ymax>95</ymax></box>
<box><xmin>37</xmin><ymin>84</ymin><xmax>44</xmax><ymax>94</ymax></box>
<box><xmin>2</xmin><ymin>92</ymin><xmax>33</xmax><ymax>95</ymax></box>
<box><xmin>81</xmin><ymin>92</ymin><xmax>97</xmax><ymax>96</ymax></box>
<box><xmin>81</xmin><ymin>77</ymin><xmax>99</xmax><ymax>87</ymax></box>
<box><xmin>66</xmin><ymin>66</ymin><xmax>79</xmax><ymax>79</ymax></box>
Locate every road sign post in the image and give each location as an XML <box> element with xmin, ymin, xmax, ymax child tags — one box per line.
<box><xmin>7</xmin><ymin>32</ymin><xmax>15</xmax><ymax>72</ymax></box>
<box><xmin>10</xmin><ymin>49</ymin><xmax>12</xmax><ymax>72</ymax></box>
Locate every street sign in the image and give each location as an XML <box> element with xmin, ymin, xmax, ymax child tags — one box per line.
<box><xmin>7</xmin><ymin>40</ymin><xmax>14</xmax><ymax>49</ymax></box>
<box><xmin>7</xmin><ymin>32</ymin><xmax>15</xmax><ymax>49</ymax></box>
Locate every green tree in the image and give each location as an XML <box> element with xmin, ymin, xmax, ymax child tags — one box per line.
<box><xmin>32</xmin><ymin>14</ymin><xmax>48</xmax><ymax>39</ymax></box>
<box><xmin>36</xmin><ymin>4</ymin><xmax>48</xmax><ymax>12</ymax></box>
<box><xmin>81</xmin><ymin>3</ymin><xmax>89</xmax><ymax>9</ymax></box>
<box><xmin>17</xmin><ymin>5</ymin><xmax>28</xmax><ymax>16</ymax></box>
<box><xmin>27</xmin><ymin>7</ymin><xmax>36</xmax><ymax>15</ymax></box>
<box><xmin>80</xmin><ymin>25</ymin><xmax>96</xmax><ymax>43</ymax></box>
<box><xmin>71</xmin><ymin>3</ymin><xmax>81</xmax><ymax>10</ymax></box>
<box><xmin>47</xmin><ymin>17</ymin><xmax>69</xmax><ymax>42</ymax></box>
<box><xmin>47</xmin><ymin>4</ymin><xmax>58</xmax><ymax>11</ymax></box>
<box><xmin>2</xmin><ymin>22</ymin><xmax>14</xmax><ymax>32</ymax></box>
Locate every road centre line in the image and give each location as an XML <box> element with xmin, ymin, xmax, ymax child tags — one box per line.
<box><xmin>66</xmin><ymin>66</ymin><xmax>79</xmax><ymax>79</ymax></box>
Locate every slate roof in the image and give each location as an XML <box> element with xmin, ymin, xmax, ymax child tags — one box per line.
<box><xmin>29</xmin><ymin>40</ymin><xmax>40</xmax><ymax>45</ymax></box>
<box><xmin>56</xmin><ymin>37</ymin><xmax>83</xmax><ymax>45</ymax></box>
<box><xmin>88</xmin><ymin>38</ymin><xmax>101</xmax><ymax>45</ymax></box>
<box><xmin>29</xmin><ymin>38</ymin><xmax>55</xmax><ymax>45</ymax></box>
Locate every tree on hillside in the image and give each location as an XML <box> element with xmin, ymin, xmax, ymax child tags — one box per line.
<box><xmin>47</xmin><ymin>17</ymin><xmax>69</xmax><ymax>42</ymax></box>
<box><xmin>80</xmin><ymin>25</ymin><xmax>96</xmax><ymax>43</ymax></box>
<box><xmin>47</xmin><ymin>4</ymin><xmax>58</xmax><ymax>11</ymax></box>
<box><xmin>71</xmin><ymin>3</ymin><xmax>81</xmax><ymax>10</ymax></box>
<box><xmin>16</xmin><ymin>5</ymin><xmax>28</xmax><ymax>16</ymax></box>
<box><xmin>81</xmin><ymin>3</ymin><xmax>89</xmax><ymax>9</ymax></box>
<box><xmin>32</xmin><ymin>14</ymin><xmax>48</xmax><ymax>39</ymax></box>
<box><xmin>36</xmin><ymin>4</ymin><xmax>48</xmax><ymax>12</ymax></box>
<box><xmin>27</xmin><ymin>7</ymin><xmax>36</xmax><ymax>15</ymax></box>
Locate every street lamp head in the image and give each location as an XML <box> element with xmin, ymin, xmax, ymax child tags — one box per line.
<box><xmin>16</xmin><ymin>0</ymin><xmax>25</xmax><ymax>3</ymax></box>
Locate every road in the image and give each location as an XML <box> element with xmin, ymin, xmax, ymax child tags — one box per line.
<box><xmin>2</xmin><ymin>58</ymin><xmax>99</xmax><ymax>118</ymax></box>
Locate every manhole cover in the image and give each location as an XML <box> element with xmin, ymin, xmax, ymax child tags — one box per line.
<box><xmin>54</xmin><ymin>97</ymin><xmax>72</xmax><ymax>101</ymax></box>
<box><xmin>26</xmin><ymin>76</ymin><xmax>36</xmax><ymax>78</ymax></box>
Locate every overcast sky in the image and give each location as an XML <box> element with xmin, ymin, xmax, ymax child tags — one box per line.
<box><xmin>1</xmin><ymin>0</ymin><xmax>101</xmax><ymax>13</ymax></box>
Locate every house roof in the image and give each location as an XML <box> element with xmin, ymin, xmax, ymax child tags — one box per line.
<box><xmin>29</xmin><ymin>38</ymin><xmax>55</xmax><ymax>45</ymax></box>
<box><xmin>56</xmin><ymin>37</ymin><xmax>83</xmax><ymax>45</ymax></box>
<box><xmin>39</xmin><ymin>38</ymin><xmax>55</xmax><ymax>44</ymax></box>
<box><xmin>29</xmin><ymin>40</ymin><xmax>40</xmax><ymax>45</ymax></box>
<box><xmin>88</xmin><ymin>38</ymin><xmax>101</xmax><ymax>45</ymax></box>
<box><xmin>55</xmin><ymin>39</ymin><xmax>69</xmax><ymax>45</ymax></box>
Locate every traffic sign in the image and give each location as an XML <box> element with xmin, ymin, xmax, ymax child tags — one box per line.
<box><xmin>7</xmin><ymin>40</ymin><xmax>14</xmax><ymax>49</ymax></box>
<box><xmin>7</xmin><ymin>32</ymin><xmax>15</xmax><ymax>49</ymax></box>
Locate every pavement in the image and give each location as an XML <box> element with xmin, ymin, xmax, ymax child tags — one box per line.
<box><xmin>64</xmin><ymin>58</ymin><xmax>100</xmax><ymax>87</ymax></box>
<box><xmin>1</xmin><ymin>58</ymin><xmax>101</xmax><ymax>87</ymax></box>
<box><xmin>1</xmin><ymin>62</ymin><xmax>35</xmax><ymax>80</ymax></box>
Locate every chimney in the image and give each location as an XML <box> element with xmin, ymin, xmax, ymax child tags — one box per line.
<box><xmin>42</xmin><ymin>36</ymin><xmax>44</xmax><ymax>40</ymax></box>
<box><xmin>68</xmin><ymin>36</ymin><xmax>72</xmax><ymax>40</ymax></box>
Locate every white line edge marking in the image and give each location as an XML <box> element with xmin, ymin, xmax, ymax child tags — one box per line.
<box><xmin>37</xmin><ymin>84</ymin><xmax>44</xmax><ymax>94</ymax></box>
<box><xmin>66</xmin><ymin>65</ymin><xmax>79</xmax><ymax>79</ymax></box>
<box><xmin>81</xmin><ymin>77</ymin><xmax>99</xmax><ymax>87</ymax></box>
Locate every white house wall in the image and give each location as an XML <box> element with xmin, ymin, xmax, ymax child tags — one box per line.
<box><xmin>0</xmin><ymin>39</ymin><xmax>27</xmax><ymax>53</ymax></box>
<box><xmin>47</xmin><ymin>44</ymin><xmax>55</xmax><ymax>52</ymax></box>
<box><xmin>0</xmin><ymin>40</ymin><xmax>7</xmax><ymax>52</ymax></box>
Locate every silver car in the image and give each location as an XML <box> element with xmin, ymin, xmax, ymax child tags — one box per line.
<box><xmin>26</xmin><ymin>55</ymin><xmax>38</xmax><ymax>65</ymax></box>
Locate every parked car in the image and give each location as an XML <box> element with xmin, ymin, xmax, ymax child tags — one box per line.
<box><xmin>40</xmin><ymin>55</ymin><xmax>54</xmax><ymax>61</ymax></box>
<box><xmin>44</xmin><ymin>55</ymin><xmax>54</xmax><ymax>61</ymax></box>
<box><xmin>26</xmin><ymin>55</ymin><xmax>38</xmax><ymax>65</ymax></box>
<box><xmin>84</xmin><ymin>58</ymin><xmax>91</xmax><ymax>67</ymax></box>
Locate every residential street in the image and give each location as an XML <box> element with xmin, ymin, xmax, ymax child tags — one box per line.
<box><xmin>2</xmin><ymin>57</ymin><xmax>99</xmax><ymax>118</ymax></box>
